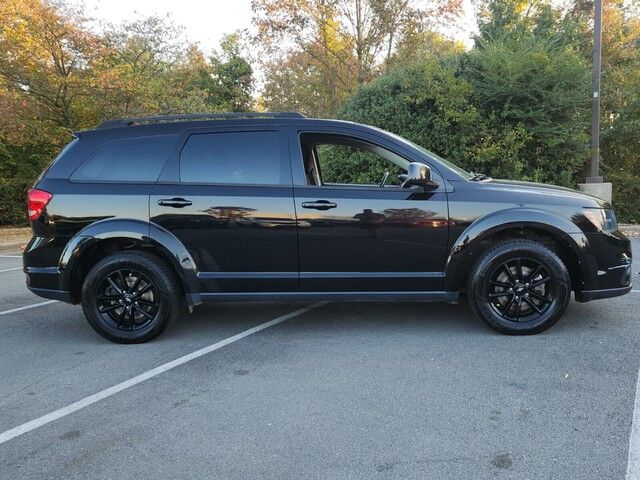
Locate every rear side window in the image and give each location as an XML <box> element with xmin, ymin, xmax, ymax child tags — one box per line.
<box><xmin>37</xmin><ymin>137</ymin><xmax>79</xmax><ymax>182</ymax></box>
<box><xmin>71</xmin><ymin>135</ymin><xmax>177</xmax><ymax>182</ymax></box>
<box><xmin>179</xmin><ymin>131</ymin><xmax>284</xmax><ymax>185</ymax></box>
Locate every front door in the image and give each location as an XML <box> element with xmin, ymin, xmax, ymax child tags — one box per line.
<box><xmin>150</xmin><ymin>127</ymin><xmax>298</xmax><ymax>294</ymax></box>
<box><xmin>290</xmin><ymin>128</ymin><xmax>449</xmax><ymax>293</ymax></box>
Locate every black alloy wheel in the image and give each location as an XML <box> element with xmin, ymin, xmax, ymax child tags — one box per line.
<box><xmin>467</xmin><ymin>240</ymin><xmax>571</xmax><ymax>334</ymax></box>
<box><xmin>96</xmin><ymin>268</ymin><xmax>159</xmax><ymax>331</ymax></box>
<box><xmin>486</xmin><ymin>257</ymin><xmax>555</xmax><ymax>322</ymax></box>
<box><xmin>82</xmin><ymin>251</ymin><xmax>181</xmax><ymax>343</ymax></box>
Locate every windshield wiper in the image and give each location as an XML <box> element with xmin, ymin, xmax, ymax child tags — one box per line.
<box><xmin>469</xmin><ymin>172</ymin><xmax>491</xmax><ymax>181</ymax></box>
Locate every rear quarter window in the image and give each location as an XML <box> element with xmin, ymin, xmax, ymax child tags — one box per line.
<box><xmin>37</xmin><ymin>137</ymin><xmax>79</xmax><ymax>182</ymax></box>
<box><xmin>71</xmin><ymin>134</ymin><xmax>178</xmax><ymax>182</ymax></box>
<box><xmin>179</xmin><ymin>131</ymin><xmax>285</xmax><ymax>185</ymax></box>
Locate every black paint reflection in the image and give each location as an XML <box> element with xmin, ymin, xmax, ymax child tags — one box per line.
<box><xmin>295</xmin><ymin>187</ymin><xmax>449</xmax><ymax>291</ymax></box>
<box><xmin>150</xmin><ymin>188</ymin><xmax>299</xmax><ymax>292</ymax></box>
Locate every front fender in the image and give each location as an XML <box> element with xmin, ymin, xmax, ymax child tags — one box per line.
<box><xmin>59</xmin><ymin>218</ymin><xmax>201</xmax><ymax>304</ymax></box>
<box><xmin>443</xmin><ymin>208</ymin><xmax>589</xmax><ymax>291</ymax></box>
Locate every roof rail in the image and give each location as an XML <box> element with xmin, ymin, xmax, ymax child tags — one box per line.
<box><xmin>96</xmin><ymin>112</ymin><xmax>307</xmax><ymax>129</ymax></box>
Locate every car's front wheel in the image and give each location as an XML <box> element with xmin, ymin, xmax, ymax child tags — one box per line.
<box><xmin>467</xmin><ymin>240</ymin><xmax>571</xmax><ymax>334</ymax></box>
<box><xmin>81</xmin><ymin>251</ymin><xmax>181</xmax><ymax>343</ymax></box>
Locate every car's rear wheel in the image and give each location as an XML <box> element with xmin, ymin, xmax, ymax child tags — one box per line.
<box><xmin>467</xmin><ymin>240</ymin><xmax>571</xmax><ymax>334</ymax></box>
<box><xmin>81</xmin><ymin>251</ymin><xmax>180</xmax><ymax>343</ymax></box>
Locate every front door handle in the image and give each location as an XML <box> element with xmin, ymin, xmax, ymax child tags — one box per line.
<box><xmin>158</xmin><ymin>198</ymin><xmax>192</xmax><ymax>208</ymax></box>
<box><xmin>302</xmin><ymin>200</ymin><xmax>337</xmax><ymax>211</ymax></box>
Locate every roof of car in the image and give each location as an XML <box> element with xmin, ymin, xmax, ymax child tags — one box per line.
<box><xmin>79</xmin><ymin>112</ymin><xmax>370</xmax><ymax>138</ymax></box>
<box><xmin>95</xmin><ymin>112</ymin><xmax>309</xmax><ymax>129</ymax></box>
<box><xmin>65</xmin><ymin>112</ymin><xmax>468</xmax><ymax>183</ymax></box>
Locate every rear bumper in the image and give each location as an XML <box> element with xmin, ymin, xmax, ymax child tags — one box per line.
<box><xmin>23</xmin><ymin>235</ymin><xmax>77</xmax><ymax>304</ymax></box>
<box><xmin>27</xmin><ymin>286</ymin><xmax>72</xmax><ymax>303</ymax></box>
<box><xmin>26</xmin><ymin>268</ymin><xmax>74</xmax><ymax>304</ymax></box>
<box><xmin>25</xmin><ymin>266</ymin><xmax>75</xmax><ymax>304</ymax></box>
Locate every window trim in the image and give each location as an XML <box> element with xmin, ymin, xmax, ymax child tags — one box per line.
<box><xmin>293</xmin><ymin>129</ymin><xmax>446</xmax><ymax>191</ymax></box>
<box><xmin>306</xmin><ymin>135</ymin><xmax>410</xmax><ymax>187</ymax></box>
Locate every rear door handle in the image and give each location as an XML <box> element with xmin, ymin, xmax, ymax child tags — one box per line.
<box><xmin>302</xmin><ymin>200</ymin><xmax>337</xmax><ymax>210</ymax></box>
<box><xmin>158</xmin><ymin>198</ymin><xmax>192</xmax><ymax>208</ymax></box>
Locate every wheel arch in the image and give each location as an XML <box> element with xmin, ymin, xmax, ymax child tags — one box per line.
<box><xmin>444</xmin><ymin>208</ymin><xmax>589</xmax><ymax>293</ymax></box>
<box><xmin>59</xmin><ymin>219</ymin><xmax>201</xmax><ymax>305</ymax></box>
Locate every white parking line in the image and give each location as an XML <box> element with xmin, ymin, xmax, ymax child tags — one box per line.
<box><xmin>628</xmin><ymin>367</ymin><xmax>640</xmax><ymax>479</ymax></box>
<box><xmin>0</xmin><ymin>300</ymin><xmax>58</xmax><ymax>317</ymax></box>
<box><xmin>0</xmin><ymin>267</ymin><xmax>21</xmax><ymax>273</ymax></box>
<box><xmin>0</xmin><ymin>301</ymin><xmax>326</xmax><ymax>445</ymax></box>
<box><xmin>0</xmin><ymin>255</ymin><xmax>21</xmax><ymax>258</ymax></box>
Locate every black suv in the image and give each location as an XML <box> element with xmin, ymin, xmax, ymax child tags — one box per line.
<box><xmin>24</xmin><ymin>112</ymin><xmax>632</xmax><ymax>343</ymax></box>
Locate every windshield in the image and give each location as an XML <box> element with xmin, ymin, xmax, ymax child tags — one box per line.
<box><xmin>412</xmin><ymin>144</ymin><xmax>473</xmax><ymax>179</ymax></box>
<box><xmin>374</xmin><ymin>128</ymin><xmax>473</xmax><ymax>179</ymax></box>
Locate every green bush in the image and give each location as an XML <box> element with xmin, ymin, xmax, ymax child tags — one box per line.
<box><xmin>464</xmin><ymin>37</ymin><xmax>591</xmax><ymax>186</ymax></box>
<box><xmin>316</xmin><ymin>145</ymin><xmax>403</xmax><ymax>185</ymax></box>
<box><xmin>338</xmin><ymin>38</ymin><xmax>591</xmax><ymax>188</ymax></box>
<box><xmin>337</xmin><ymin>58</ymin><xmax>526</xmax><ymax>181</ymax></box>
<box><xmin>602</xmin><ymin>98</ymin><xmax>640</xmax><ymax>222</ymax></box>
<box><xmin>607</xmin><ymin>171</ymin><xmax>640</xmax><ymax>224</ymax></box>
<box><xmin>0</xmin><ymin>180</ymin><xmax>29</xmax><ymax>226</ymax></box>
<box><xmin>0</xmin><ymin>141</ymin><xmax>54</xmax><ymax>226</ymax></box>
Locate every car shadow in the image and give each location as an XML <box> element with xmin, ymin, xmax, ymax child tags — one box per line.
<box><xmin>173</xmin><ymin>299</ymin><xmax>491</xmax><ymax>340</ymax></box>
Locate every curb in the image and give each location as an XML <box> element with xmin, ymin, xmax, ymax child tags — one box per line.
<box><xmin>621</xmin><ymin>225</ymin><xmax>640</xmax><ymax>237</ymax></box>
<box><xmin>0</xmin><ymin>241</ymin><xmax>26</xmax><ymax>254</ymax></box>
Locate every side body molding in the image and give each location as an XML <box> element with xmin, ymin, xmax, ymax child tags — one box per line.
<box><xmin>443</xmin><ymin>208</ymin><xmax>590</xmax><ymax>291</ymax></box>
<box><xmin>59</xmin><ymin>219</ymin><xmax>201</xmax><ymax>305</ymax></box>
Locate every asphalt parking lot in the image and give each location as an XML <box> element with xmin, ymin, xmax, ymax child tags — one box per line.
<box><xmin>0</xmin><ymin>242</ymin><xmax>638</xmax><ymax>480</ymax></box>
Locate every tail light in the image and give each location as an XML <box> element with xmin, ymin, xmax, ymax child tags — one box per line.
<box><xmin>27</xmin><ymin>188</ymin><xmax>53</xmax><ymax>221</ymax></box>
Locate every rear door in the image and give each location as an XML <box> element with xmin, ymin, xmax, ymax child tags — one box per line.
<box><xmin>150</xmin><ymin>126</ymin><xmax>298</xmax><ymax>294</ymax></box>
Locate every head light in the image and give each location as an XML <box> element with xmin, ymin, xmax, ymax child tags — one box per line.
<box><xmin>583</xmin><ymin>208</ymin><xmax>618</xmax><ymax>233</ymax></box>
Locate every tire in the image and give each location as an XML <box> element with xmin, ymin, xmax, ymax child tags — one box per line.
<box><xmin>467</xmin><ymin>240</ymin><xmax>571</xmax><ymax>335</ymax></box>
<box><xmin>81</xmin><ymin>251</ymin><xmax>181</xmax><ymax>343</ymax></box>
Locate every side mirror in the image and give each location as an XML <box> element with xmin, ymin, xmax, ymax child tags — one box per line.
<box><xmin>402</xmin><ymin>162</ymin><xmax>439</xmax><ymax>190</ymax></box>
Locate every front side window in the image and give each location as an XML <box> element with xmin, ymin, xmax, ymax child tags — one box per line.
<box><xmin>299</xmin><ymin>133</ymin><xmax>409</xmax><ymax>187</ymax></box>
<box><xmin>180</xmin><ymin>131</ymin><xmax>285</xmax><ymax>185</ymax></box>
<box><xmin>71</xmin><ymin>135</ymin><xmax>177</xmax><ymax>182</ymax></box>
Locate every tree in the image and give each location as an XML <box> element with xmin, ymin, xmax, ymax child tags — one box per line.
<box><xmin>92</xmin><ymin>22</ymin><xmax>255</xmax><ymax>118</ymax></box>
<box><xmin>205</xmin><ymin>33</ymin><xmax>254</xmax><ymax>112</ymax></box>
<box><xmin>475</xmin><ymin>0</ymin><xmax>640</xmax><ymax>218</ymax></box>
<box><xmin>387</xmin><ymin>30</ymin><xmax>464</xmax><ymax>69</ymax></box>
<box><xmin>339</xmin><ymin>6</ymin><xmax>592</xmax><ymax>187</ymax></box>
<box><xmin>465</xmin><ymin>37</ymin><xmax>590</xmax><ymax>185</ymax></box>
<box><xmin>0</xmin><ymin>0</ymin><xmax>98</xmax><ymax>225</ymax></box>
<box><xmin>598</xmin><ymin>1</ymin><xmax>640</xmax><ymax>222</ymax></box>
<box><xmin>253</xmin><ymin>0</ymin><xmax>462</xmax><ymax>82</ymax></box>
<box><xmin>338</xmin><ymin>58</ymin><xmax>530</xmax><ymax>182</ymax></box>
<box><xmin>0</xmin><ymin>1</ymin><xmax>256</xmax><ymax>225</ymax></box>
<box><xmin>253</xmin><ymin>0</ymin><xmax>463</xmax><ymax>115</ymax></box>
<box><xmin>0</xmin><ymin>0</ymin><xmax>99</xmax><ymax>137</ymax></box>
<box><xmin>92</xmin><ymin>16</ymin><xmax>211</xmax><ymax>118</ymax></box>
<box><xmin>259</xmin><ymin>44</ymin><xmax>355</xmax><ymax>117</ymax></box>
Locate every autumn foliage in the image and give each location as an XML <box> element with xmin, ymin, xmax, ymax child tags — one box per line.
<box><xmin>0</xmin><ymin>0</ymin><xmax>253</xmax><ymax>224</ymax></box>
<box><xmin>1</xmin><ymin>0</ymin><xmax>639</xmax><ymax>224</ymax></box>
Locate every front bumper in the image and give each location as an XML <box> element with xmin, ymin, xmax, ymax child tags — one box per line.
<box><xmin>570</xmin><ymin>230</ymin><xmax>632</xmax><ymax>301</ymax></box>
<box><xmin>576</xmin><ymin>284</ymin><xmax>633</xmax><ymax>302</ymax></box>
